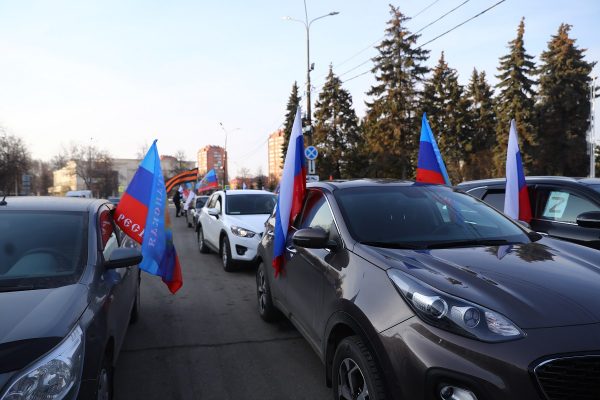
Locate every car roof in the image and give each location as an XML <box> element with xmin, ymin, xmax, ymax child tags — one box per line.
<box><xmin>222</xmin><ymin>189</ymin><xmax>275</xmax><ymax>196</ymax></box>
<box><xmin>0</xmin><ymin>196</ymin><xmax>107</xmax><ymax>212</ymax></box>
<box><xmin>308</xmin><ymin>178</ymin><xmax>422</xmax><ymax>191</ymax></box>
<box><xmin>457</xmin><ymin>176</ymin><xmax>600</xmax><ymax>188</ymax></box>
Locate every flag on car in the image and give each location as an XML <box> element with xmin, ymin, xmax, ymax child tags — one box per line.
<box><xmin>165</xmin><ymin>168</ymin><xmax>199</xmax><ymax>194</ymax></box>
<box><xmin>273</xmin><ymin>107</ymin><xmax>306</xmax><ymax>276</ymax></box>
<box><xmin>416</xmin><ymin>113</ymin><xmax>451</xmax><ymax>186</ymax></box>
<box><xmin>196</xmin><ymin>169</ymin><xmax>219</xmax><ymax>192</ymax></box>
<box><xmin>504</xmin><ymin>119</ymin><xmax>532</xmax><ymax>223</ymax></box>
<box><xmin>115</xmin><ymin>140</ymin><xmax>183</xmax><ymax>294</ymax></box>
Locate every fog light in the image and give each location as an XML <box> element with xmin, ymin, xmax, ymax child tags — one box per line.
<box><xmin>440</xmin><ymin>385</ymin><xmax>477</xmax><ymax>400</ymax></box>
<box><xmin>235</xmin><ymin>245</ymin><xmax>248</xmax><ymax>256</ymax></box>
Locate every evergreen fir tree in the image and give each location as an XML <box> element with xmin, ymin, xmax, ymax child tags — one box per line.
<box><xmin>465</xmin><ymin>68</ymin><xmax>497</xmax><ymax>179</ymax></box>
<box><xmin>537</xmin><ymin>23</ymin><xmax>595</xmax><ymax>176</ymax></box>
<box><xmin>363</xmin><ymin>5</ymin><xmax>429</xmax><ymax>179</ymax></box>
<box><xmin>494</xmin><ymin>17</ymin><xmax>538</xmax><ymax>175</ymax></box>
<box><xmin>282</xmin><ymin>82</ymin><xmax>301</xmax><ymax>162</ymax></box>
<box><xmin>313</xmin><ymin>66</ymin><xmax>365</xmax><ymax>179</ymax></box>
<box><xmin>420</xmin><ymin>52</ymin><xmax>471</xmax><ymax>183</ymax></box>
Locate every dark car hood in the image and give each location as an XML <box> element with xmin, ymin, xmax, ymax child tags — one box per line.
<box><xmin>357</xmin><ymin>239</ymin><xmax>600</xmax><ymax>329</ymax></box>
<box><xmin>0</xmin><ymin>284</ymin><xmax>89</xmax><ymax>373</ymax></box>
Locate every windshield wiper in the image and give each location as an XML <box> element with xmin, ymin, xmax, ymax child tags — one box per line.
<box><xmin>359</xmin><ymin>241</ymin><xmax>425</xmax><ymax>250</ymax></box>
<box><xmin>0</xmin><ymin>284</ymin><xmax>35</xmax><ymax>293</ymax></box>
<box><xmin>426</xmin><ymin>239</ymin><xmax>512</xmax><ymax>249</ymax></box>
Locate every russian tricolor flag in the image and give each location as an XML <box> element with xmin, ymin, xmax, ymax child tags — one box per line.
<box><xmin>272</xmin><ymin>107</ymin><xmax>306</xmax><ymax>276</ymax></box>
<box><xmin>504</xmin><ymin>119</ymin><xmax>532</xmax><ymax>223</ymax></box>
<box><xmin>416</xmin><ymin>113</ymin><xmax>451</xmax><ymax>185</ymax></box>
<box><xmin>196</xmin><ymin>169</ymin><xmax>219</xmax><ymax>192</ymax></box>
<box><xmin>115</xmin><ymin>140</ymin><xmax>183</xmax><ymax>293</ymax></box>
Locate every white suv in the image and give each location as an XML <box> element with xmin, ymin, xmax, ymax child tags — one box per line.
<box><xmin>196</xmin><ymin>190</ymin><xmax>276</xmax><ymax>271</ymax></box>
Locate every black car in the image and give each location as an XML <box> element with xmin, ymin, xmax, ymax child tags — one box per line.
<box><xmin>0</xmin><ymin>197</ymin><xmax>142</xmax><ymax>400</ymax></box>
<box><xmin>458</xmin><ymin>176</ymin><xmax>600</xmax><ymax>249</ymax></box>
<box><xmin>255</xmin><ymin>180</ymin><xmax>600</xmax><ymax>400</ymax></box>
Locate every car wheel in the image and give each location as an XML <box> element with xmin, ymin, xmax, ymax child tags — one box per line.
<box><xmin>198</xmin><ymin>226</ymin><xmax>209</xmax><ymax>254</ymax></box>
<box><xmin>129</xmin><ymin>272</ymin><xmax>141</xmax><ymax>324</ymax></box>
<box><xmin>256</xmin><ymin>261</ymin><xmax>280</xmax><ymax>322</ymax></box>
<box><xmin>333</xmin><ymin>336</ymin><xmax>387</xmax><ymax>400</ymax></box>
<box><xmin>221</xmin><ymin>236</ymin><xmax>235</xmax><ymax>272</ymax></box>
<box><xmin>96</xmin><ymin>352</ymin><xmax>114</xmax><ymax>400</ymax></box>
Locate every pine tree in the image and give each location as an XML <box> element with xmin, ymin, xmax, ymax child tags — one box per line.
<box><xmin>363</xmin><ymin>5</ymin><xmax>429</xmax><ymax>179</ymax></box>
<box><xmin>494</xmin><ymin>17</ymin><xmax>538</xmax><ymax>175</ymax></box>
<box><xmin>537</xmin><ymin>24</ymin><xmax>595</xmax><ymax>176</ymax></box>
<box><xmin>313</xmin><ymin>67</ymin><xmax>365</xmax><ymax>179</ymax></box>
<box><xmin>420</xmin><ymin>53</ymin><xmax>471</xmax><ymax>183</ymax></box>
<box><xmin>282</xmin><ymin>82</ymin><xmax>301</xmax><ymax>161</ymax></box>
<box><xmin>465</xmin><ymin>68</ymin><xmax>497</xmax><ymax>179</ymax></box>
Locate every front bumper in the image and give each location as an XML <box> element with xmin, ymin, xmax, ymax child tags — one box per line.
<box><xmin>228</xmin><ymin>234</ymin><xmax>262</xmax><ymax>262</ymax></box>
<box><xmin>379</xmin><ymin>318</ymin><xmax>600</xmax><ymax>400</ymax></box>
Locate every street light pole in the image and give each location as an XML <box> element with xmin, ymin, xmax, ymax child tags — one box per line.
<box><xmin>219</xmin><ymin>122</ymin><xmax>229</xmax><ymax>188</ymax></box>
<box><xmin>283</xmin><ymin>5</ymin><xmax>339</xmax><ymax>147</ymax></box>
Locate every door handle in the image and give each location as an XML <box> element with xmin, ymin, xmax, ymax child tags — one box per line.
<box><xmin>286</xmin><ymin>246</ymin><xmax>297</xmax><ymax>254</ymax></box>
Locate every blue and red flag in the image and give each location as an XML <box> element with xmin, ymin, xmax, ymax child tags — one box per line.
<box><xmin>416</xmin><ymin>113</ymin><xmax>451</xmax><ymax>186</ymax></box>
<box><xmin>115</xmin><ymin>140</ymin><xmax>183</xmax><ymax>294</ymax></box>
<box><xmin>503</xmin><ymin>119</ymin><xmax>532</xmax><ymax>223</ymax></box>
<box><xmin>196</xmin><ymin>169</ymin><xmax>219</xmax><ymax>192</ymax></box>
<box><xmin>273</xmin><ymin>107</ymin><xmax>306</xmax><ymax>276</ymax></box>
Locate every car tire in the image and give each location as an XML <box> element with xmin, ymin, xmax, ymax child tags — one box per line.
<box><xmin>332</xmin><ymin>336</ymin><xmax>387</xmax><ymax>400</ymax></box>
<box><xmin>256</xmin><ymin>261</ymin><xmax>280</xmax><ymax>322</ymax></box>
<box><xmin>220</xmin><ymin>236</ymin><xmax>235</xmax><ymax>272</ymax></box>
<box><xmin>197</xmin><ymin>226</ymin><xmax>209</xmax><ymax>254</ymax></box>
<box><xmin>129</xmin><ymin>272</ymin><xmax>141</xmax><ymax>324</ymax></box>
<box><xmin>96</xmin><ymin>351</ymin><xmax>114</xmax><ymax>400</ymax></box>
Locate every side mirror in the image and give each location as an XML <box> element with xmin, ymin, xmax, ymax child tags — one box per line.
<box><xmin>576</xmin><ymin>211</ymin><xmax>600</xmax><ymax>229</ymax></box>
<box><xmin>207</xmin><ymin>208</ymin><xmax>219</xmax><ymax>218</ymax></box>
<box><xmin>105</xmin><ymin>248</ymin><xmax>142</xmax><ymax>269</ymax></box>
<box><xmin>293</xmin><ymin>228</ymin><xmax>337</xmax><ymax>250</ymax></box>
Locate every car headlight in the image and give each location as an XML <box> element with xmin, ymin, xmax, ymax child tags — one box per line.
<box><xmin>231</xmin><ymin>226</ymin><xmax>256</xmax><ymax>238</ymax></box>
<box><xmin>1</xmin><ymin>325</ymin><xmax>84</xmax><ymax>400</ymax></box>
<box><xmin>387</xmin><ymin>269</ymin><xmax>524</xmax><ymax>342</ymax></box>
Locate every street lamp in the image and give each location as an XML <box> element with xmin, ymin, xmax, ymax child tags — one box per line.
<box><xmin>283</xmin><ymin>3</ymin><xmax>339</xmax><ymax>147</ymax></box>
<box><xmin>218</xmin><ymin>123</ymin><xmax>240</xmax><ymax>188</ymax></box>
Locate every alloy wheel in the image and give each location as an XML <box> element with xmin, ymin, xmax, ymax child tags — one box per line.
<box><xmin>337</xmin><ymin>358</ymin><xmax>369</xmax><ymax>400</ymax></box>
<box><xmin>257</xmin><ymin>268</ymin><xmax>267</xmax><ymax>313</ymax></box>
<box><xmin>198</xmin><ymin>229</ymin><xmax>205</xmax><ymax>250</ymax></box>
<box><xmin>222</xmin><ymin>241</ymin><xmax>228</xmax><ymax>267</ymax></box>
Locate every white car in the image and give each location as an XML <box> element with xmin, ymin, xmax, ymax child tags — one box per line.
<box><xmin>197</xmin><ymin>190</ymin><xmax>276</xmax><ymax>271</ymax></box>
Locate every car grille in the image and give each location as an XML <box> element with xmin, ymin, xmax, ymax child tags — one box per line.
<box><xmin>534</xmin><ymin>355</ymin><xmax>600</xmax><ymax>400</ymax></box>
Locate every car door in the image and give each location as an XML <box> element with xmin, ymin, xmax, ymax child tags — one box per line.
<box><xmin>532</xmin><ymin>186</ymin><xmax>600</xmax><ymax>249</ymax></box>
<box><xmin>284</xmin><ymin>189</ymin><xmax>342</xmax><ymax>349</ymax></box>
<box><xmin>201</xmin><ymin>193</ymin><xmax>221</xmax><ymax>248</ymax></box>
<box><xmin>98</xmin><ymin>206</ymin><xmax>134</xmax><ymax>349</ymax></box>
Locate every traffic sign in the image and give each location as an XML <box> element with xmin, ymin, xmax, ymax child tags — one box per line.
<box><xmin>308</xmin><ymin>159</ymin><xmax>316</xmax><ymax>174</ymax></box>
<box><xmin>305</xmin><ymin>146</ymin><xmax>318</xmax><ymax>160</ymax></box>
<box><xmin>306</xmin><ymin>175</ymin><xmax>320</xmax><ymax>182</ymax></box>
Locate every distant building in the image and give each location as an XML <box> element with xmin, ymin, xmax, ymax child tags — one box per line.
<box><xmin>49</xmin><ymin>161</ymin><xmax>85</xmax><ymax>196</ymax></box>
<box><xmin>268</xmin><ymin>129</ymin><xmax>284</xmax><ymax>181</ymax></box>
<box><xmin>160</xmin><ymin>155</ymin><xmax>196</xmax><ymax>179</ymax></box>
<box><xmin>198</xmin><ymin>145</ymin><xmax>227</xmax><ymax>185</ymax></box>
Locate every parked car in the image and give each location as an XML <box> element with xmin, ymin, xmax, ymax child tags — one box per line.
<box><xmin>66</xmin><ymin>190</ymin><xmax>93</xmax><ymax>198</ymax></box>
<box><xmin>0</xmin><ymin>196</ymin><xmax>142</xmax><ymax>400</ymax></box>
<box><xmin>190</xmin><ymin>195</ymin><xmax>210</xmax><ymax>230</ymax></box>
<box><xmin>458</xmin><ymin>176</ymin><xmax>600</xmax><ymax>249</ymax></box>
<box><xmin>196</xmin><ymin>190</ymin><xmax>276</xmax><ymax>271</ymax></box>
<box><xmin>255</xmin><ymin>179</ymin><xmax>600</xmax><ymax>400</ymax></box>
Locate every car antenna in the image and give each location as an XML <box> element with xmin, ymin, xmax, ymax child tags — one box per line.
<box><xmin>0</xmin><ymin>195</ymin><xmax>7</xmax><ymax>206</ymax></box>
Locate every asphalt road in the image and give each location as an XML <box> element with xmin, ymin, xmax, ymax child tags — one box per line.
<box><xmin>114</xmin><ymin>206</ymin><xmax>331</xmax><ymax>400</ymax></box>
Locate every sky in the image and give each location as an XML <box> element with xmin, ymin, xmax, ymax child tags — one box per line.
<box><xmin>0</xmin><ymin>0</ymin><xmax>599</xmax><ymax>178</ymax></box>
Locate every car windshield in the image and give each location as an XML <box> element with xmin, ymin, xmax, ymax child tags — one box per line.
<box><xmin>196</xmin><ymin>197</ymin><xmax>208</xmax><ymax>208</ymax></box>
<box><xmin>0</xmin><ymin>211</ymin><xmax>88</xmax><ymax>291</ymax></box>
<box><xmin>226</xmin><ymin>194</ymin><xmax>276</xmax><ymax>215</ymax></box>
<box><xmin>334</xmin><ymin>185</ymin><xmax>530</xmax><ymax>248</ymax></box>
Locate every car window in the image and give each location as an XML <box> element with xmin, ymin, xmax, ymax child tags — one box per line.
<box><xmin>99</xmin><ymin>208</ymin><xmax>120</xmax><ymax>259</ymax></box>
<box><xmin>482</xmin><ymin>191</ymin><xmax>505</xmax><ymax>211</ymax></box>
<box><xmin>0</xmin><ymin>211</ymin><xmax>88</xmax><ymax>289</ymax></box>
<box><xmin>196</xmin><ymin>197</ymin><xmax>207</xmax><ymax>209</ymax></box>
<box><xmin>206</xmin><ymin>194</ymin><xmax>218</xmax><ymax>209</ymax></box>
<box><xmin>226</xmin><ymin>194</ymin><xmax>276</xmax><ymax>215</ymax></box>
<box><xmin>334</xmin><ymin>185</ymin><xmax>529</xmax><ymax>246</ymax></box>
<box><xmin>536</xmin><ymin>188</ymin><xmax>600</xmax><ymax>223</ymax></box>
<box><xmin>215</xmin><ymin>195</ymin><xmax>222</xmax><ymax>213</ymax></box>
<box><xmin>296</xmin><ymin>190</ymin><xmax>335</xmax><ymax>237</ymax></box>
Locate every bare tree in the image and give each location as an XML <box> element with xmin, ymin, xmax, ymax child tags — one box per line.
<box><xmin>0</xmin><ymin>128</ymin><xmax>31</xmax><ymax>195</ymax></box>
<box><xmin>173</xmin><ymin>150</ymin><xmax>188</xmax><ymax>174</ymax></box>
<box><xmin>69</xmin><ymin>143</ymin><xmax>116</xmax><ymax>197</ymax></box>
<box><xmin>136</xmin><ymin>142</ymin><xmax>149</xmax><ymax>160</ymax></box>
<box><xmin>50</xmin><ymin>145</ymin><xmax>70</xmax><ymax>170</ymax></box>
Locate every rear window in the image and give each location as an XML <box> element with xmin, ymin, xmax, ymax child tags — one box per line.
<box><xmin>0</xmin><ymin>211</ymin><xmax>88</xmax><ymax>290</ymax></box>
<box><xmin>226</xmin><ymin>194</ymin><xmax>276</xmax><ymax>215</ymax></box>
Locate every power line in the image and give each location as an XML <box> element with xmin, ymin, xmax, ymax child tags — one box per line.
<box><xmin>411</xmin><ymin>0</ymin><xmax>470</xmax><ymax>36</ymax></box>
<box><xmin>417</xmin><ymin>0</ymin><xmax>506</xmax><ymax>49</ymax></box>
<box><xmin>412</xmin><ymin>0</ymin><xmax>442</xmax><ymax>18</ymax></box>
